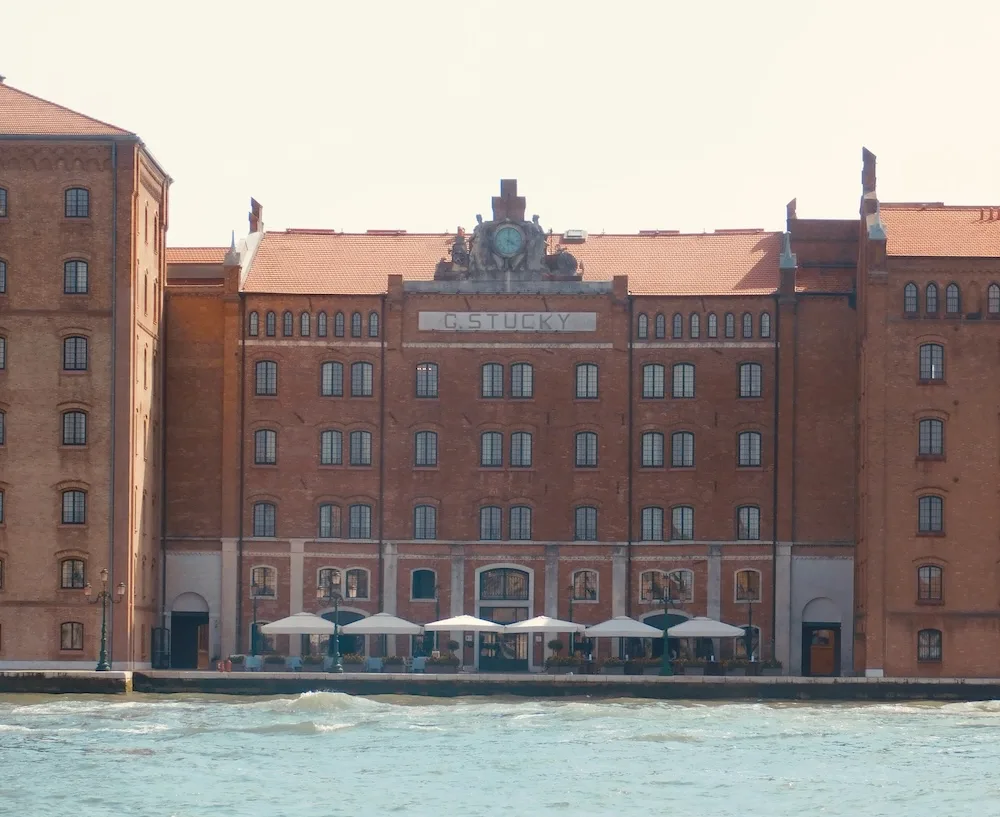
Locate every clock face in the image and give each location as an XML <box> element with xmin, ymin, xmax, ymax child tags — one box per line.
<box><xmin>493</xmin><ymin>225</ymin><xmax>523</xmax><ymax>257</ymax></box>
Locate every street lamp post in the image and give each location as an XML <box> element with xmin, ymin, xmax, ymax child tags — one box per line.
<box><xmin>745</xmin><ymin>600</ymin><xmax>754</xmax><ymax>662</ymax></box>
<box><xmin>433</xmin><ymin>584</ymin><xmax>440</xmax><ymax>652</ymax></box>
<box><xmin>567</xmin><ymin>584</ymin><xmax>575</xmax><ymax>656</ymax></box>
<box><xmin>317</xmin><ymin>571</ymin><xmax>344</xmax><ymax>673</ymax></box>
<box><xmin>84</xmin><ymin>568</ymin><xmax>126</xmax><ymax>672</ymax></box>
<box><xmin>657</xmin><ymin>581</ymin><xmax>678</xmax><ymax>677</ymax></box>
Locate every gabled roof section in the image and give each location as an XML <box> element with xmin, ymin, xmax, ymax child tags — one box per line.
<box><xmin>881</xmin><ymin>204</ymin><xmax>1000</xmax><ymax>258</ymax></box>
<box><xmin>166</xmin><ymin>247</ymin><xmax>229</xmax><ymax>264</ymax></box>
<box><xmin>0</xmin><ymin>81</ymin><xmax>133</xmax><ymax>137</ymax></box>
<box><xmin>241</xmin><ymin>229</ymin><xmax>782</xmax><ymax>296</ymax></box>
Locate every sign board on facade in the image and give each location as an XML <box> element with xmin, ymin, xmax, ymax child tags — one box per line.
<box><xmin>418</xmin><ymin>311</ymin><xmax>598</xmax><ymax>332</ymax></box>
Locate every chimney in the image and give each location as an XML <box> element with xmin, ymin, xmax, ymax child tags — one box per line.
<box><xmin>786</xmin><ymin>198</ymin><xmax>797</xmax><ymax>231</ymax></box>
<box><xmin>249</xmin><ymin>198</ymin><xmax>263</xmax><ymax>234</ymax></box>
<box><xmin>0</xmin><ymin>75</ymin><xmax>6</xmax><ymax>84</ymax></box>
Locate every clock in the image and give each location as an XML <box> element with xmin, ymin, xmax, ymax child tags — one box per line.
<box><xmin>493</xmin><ymin>225</ymin><xmax>523</xmax><ymax>257</ymax></box>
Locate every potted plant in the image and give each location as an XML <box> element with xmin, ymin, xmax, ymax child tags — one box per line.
<box><xmin>760</xmin><ymin>658</ymin><xmax>783</xmax><ymax>676</ymax></box>
<box><xmin>544</xmin><ymin>654</ymin><xmax>582</xmax><ymax>675</ymax></box>
<box><xmin>723</xmin><ymin>658</ymin><xmax>750</xmax><ymax>677</ymax></box>
<box><xmin>228</xmin><ymin>654</ymin><xmax>246</xmax><ymax>669</ymax></box>
<box><xmin>447</xmin><ymin>639</ymin><xmax>461</xmax><ymax>653</ymax></box>
<box><xmin>382</xmin><ymin>655</ymin><xmax>405</xmax><ymax>672</ymax></box>
<box><xmin>673</xmin><ymin>658</ymin><xmax>707</xmax><ymax>676</ymax></box>
<box><xmin>637</xmin><ymin>656</ymin><xmax>663</xmax><ymax>676</ymax></box>
<box><xmin>599</xmin><ymin>657</ymin><xmax>626</xmax><ymax>676</ymax></box>
<box><xmin>427</xmin><ymin>652</ymin><xmax>461</xmax><ymax>674</ymax></box>
<box><xmin>302</xmin><ymin>654</ymin><xmax>324</xmax><ymax>668</ymax></box>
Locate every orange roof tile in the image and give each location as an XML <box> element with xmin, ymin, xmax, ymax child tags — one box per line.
<box><xmin>166</xmin><ymin>247</ymin><xmax>228</xmax><ymax>264</ymax></box>
<box><xmin>881</xmin><ymin>204</ymin><xmax>1000</xmax><ymax>258</ymax></box>
<box><xmin>0</xmin><ymin>82</ymin><xmax>132</xmax><ymax>137</ymax></box>
<box><xmin>241</xmin><ymin>229</ymin><xmax>782</xmax><ymax>296</ymax></box>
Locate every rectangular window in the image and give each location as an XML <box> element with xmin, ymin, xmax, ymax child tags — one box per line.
<box><xmin>479</xmin><ymin>506</ymin><xmax>502</xmax><ymax>540</ymax></box>
<box><xmin>253</xmin><ymin>503</ymin><xmax>275</xmax><ymax>537</ymax></box>
<box><xmin>60</xmin><ymin>622</ymin><xmax>84</xmax><ymax>650</ymax></box>
<box><xmin>574</xmin><ymin>506</ymin><xmax>597</xmax><ymax>541</ymax></box>
<box><xmin>510</xmin><ymin>432</ymin><xmax>532</xmax><ymax>467</ymax></box>
<box><xmin>416</xmin><ymin>363</ymin><xmax>439</xmax><ymax>398</ymax></box>
<box><xmin>254</xmin><ymin>430</ymin><xmax>276</xmax><ymax>465</ymax></box>
<box><xmin>320</xmin><ymin>430</ymin><xmax>343</xmax><ymax>465</ymax></box>
<box><xmin>738</xmin><ymin>431</ymin><xmax>761</xmax><ymax>467</ymax></box>
<box><xmin>414</xmin><ymin>506</ymin><xmax>437</xmax><ymax>539</ymax></box>
<box><xmin>255</xmin><ymin>361</ymin><xmax>277</xmax><ymax>396</ymax></box>
<box><xmin>415</xmin><ymin>431</ymin><xmax>438</xmax><ymax>466</ymax></box>
<box><xmin>918</xmin><ymin>496</ymin><xmax>943</xmax><ymax>533</ymax></box>
<box><xmin>0</xmin><ymin>337</ymin><xmax>5</xmax><ymax>369</ymax></box>
<box><xmin>576</xmin><ymin>363</ymin><xmax>598</xmax><ymax>399</ymax></box>
<box><xmin>251</xmin><ymin>566</ymin><xmax>276</xmax><ymax>596</ymax></box>
<box><xmin>62</xmin><ymin>411</ymin><xmax>87</xmax><ymax>446</ymax></box>
<box><xmin>641</xmin><ymin>432</ymin><xmax>663</xmax><ymax>467</ymax></box>
<box><xmin>671</xmin><ymin>432</ymin><xmax>694</xmax><ymax>468</ymax></box>
<box><xmin>670</xmin><ymin>506</ymin><xmax>693</xmax><ymax>540</ymax></box>
<box><xmin>919</xmin><ymin>344</ymin><xmax>944</xmax><ymax>381</ymax></box>
<box><xmin>65</xmin><ymin>188</ymin><xmax>89</xmax><ymax>218</ymax></box>
<box><xmin>575</xmin><ymin>432</ymin><xmax>598</xmax><ymax>467</ymax></box>
<box><xmin>321</xmin><ymin>362</ymin><xmax>344</xmax><ymax>397</ymax></box>
<box><xmin>481</xmin><ymin>432</ymin><xmax>503</xmax><ymax>466</ymax></box>
<box><xmin>351</xmin><ymin>362</ymin><xmax>373</xmax><ymax>396</ymax></box>
<box><xmin>62</xmin><ymin>491</ymin><xmax>86</xmax><ymax>524</ymax></box>
<box><xmin>918</xmin><ymin>629</ymin><xmax>942</xmax><ymax>662</ymax></box>
<box><xmin>642</xmin><ymin>364</ymin><xmax>664</xmax><ymax>398</ymax></box>
<box><xmin>672</xmin><ymin>363</ymin><xmax>694</xmax><ymax>398</ymax></box>
<box><xmin>511</xmin><ymin>363</ymin><xmax>533</xmax><ymax>398</ymax></box>
<box><xmin>509</xmin><ymin>506</ymin><xmax>532</xmax><ymax>540</ymax></box>
<box><xmin>349</xmin><ymin>504</ymin><xmax>372</xmax><ymax>538</ymax></box>
<box><xmin>349</xmin><ymin>431</ymin><xmax>372</xmax><ymax>465</ymax></box>
<box><xmin>739</xmin><ymin>363</ymin><xmax>762</xmax><ymax>398</ymax></box>
<box><xmin>737</xmin><ymin>506</ymin><xmax>760</xmax><ymax>540</ymax></box>
<box><xmin>641</xmin><ymin>507</ymin><xmax>663</xmax><ymax>541</ymax></box>
<box><xmin>64</xmin><ymin>261</ymin><xmax>89</xmax><ymax>294</ymax></box>
<box><xmin>63</xmin><ymin>337</ymin><xmax>88</xmax><ymax>370</ymax></box>
<box><xmin>482</xmin><ymin>363</ymin><xmax>503</xmax><ymax>398</ymax></box>
<box><xmin>318</xmin><ymin>504</ymin><xmax>341</xmax><ymax>538</ymax></box>
<box><xmin>918</xmin><ymin>419</ymin><xmax>944</xmax><ymax>456</ymax></box>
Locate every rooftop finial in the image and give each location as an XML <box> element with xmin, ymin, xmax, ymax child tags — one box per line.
<box><xmin>779</xmin><ymin>232</ymin><xmax>797</xmax><ymax>270</ymax></box>
<box><xmin>230</xmin><ymin>230</ymin><xmax>236</xmax><ymax>251</ymax></box>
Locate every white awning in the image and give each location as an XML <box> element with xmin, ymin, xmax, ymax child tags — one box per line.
<box><xmin>259</xmin><ymin>613</ymin><xmax>335</xmax><ymax>635</ymax></box>
<box><xmin>504</xmin><ymin>615</ymin><xmax>586</xmax><ymax>633</ymax></box>
<box><xmin>423</xmin><ymin>614</ymin><xmax>504</xmax><ymax>633</ymax></box>
<box><xmin>583</xmin><ymin>616</ymin><xmax>664</xmax><ymax>638</ymax></box>
<box><xmin>668</xmin><ymin>617</ymin><xmax>746</xmax><ymax>638</ymax></box>
<box><xmin>340</xmin><ymin>612</ymin><xmax>423</xmax><ymax>635</ymax></box>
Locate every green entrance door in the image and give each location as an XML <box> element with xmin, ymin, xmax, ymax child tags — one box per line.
<box><xmin>479</xmin><ymin>607</ymin><xmax>529</xmax><ymax>672</ymax></box>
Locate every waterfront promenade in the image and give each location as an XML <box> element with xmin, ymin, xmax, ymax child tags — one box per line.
<box><xmin>4</xmin><ymin>670</ymin><xmax>1000</xmax><ymax>701</ymax></box>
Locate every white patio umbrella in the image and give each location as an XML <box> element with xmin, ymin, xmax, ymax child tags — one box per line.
<box><xmin>668</xmin><ymin>617</ymin><xmax>746</xmax><ymax>638</ymax></box>
<box><xmin>260</xmin><ymin>612</ymin><xmax>336</xmax><ymax>635</ymax></box>
<box><xmin>583</xmin><ymin>616</ymin><xmax>663</xmax><ymax>638</ymax></box>
<box><xmin>504</xmin><ymin>615</ymin><xmax>586</xmax><ymax>633</ymax></box>
<box><xmin>340</xmin><ymin>612</ymin><xmax>423</xmax><ymax>635</ymax></box>
<box><xmin>424</xmin><ymin>614</ymin><xmax>504</xmax><ymax>633</ymax></box>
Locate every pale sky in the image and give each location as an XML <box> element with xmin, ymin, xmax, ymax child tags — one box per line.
<box><xmin>3</xmin><ymin>0</ymin><xmax>998</xmax><ymax>247</ymax></box>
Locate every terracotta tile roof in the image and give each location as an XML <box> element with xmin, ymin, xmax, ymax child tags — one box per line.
<box><xmin>0</xmin><ymin>81</ymin><xmax>132</xmax><ymax>137</ymax></box>
<box><xmin>881</xmin><ymin>204</ymin><xmax>1000</xmax><ymax>258</ymax></box>
<box><xmin>794</xmin><ymin>270</ymin><xmax>855</xmax><ymax>294</ymax></box>
<box><xmin>241</xmin><ymin>229</ymin><xmax>782</xmax><ymax>296</ymax></box>
<box><xmin>166</xmin><ymin>247</ymin><xmax>228</xmax><ymax>264</ymax></box>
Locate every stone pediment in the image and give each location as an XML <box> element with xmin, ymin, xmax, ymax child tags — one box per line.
<box><xmin>435</xmin><ymin>179</ymin><xmax>580</xmax><ymax>283</ymax></box>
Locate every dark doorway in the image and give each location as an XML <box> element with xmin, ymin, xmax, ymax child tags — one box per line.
<box><xmin>170</xmin><ymin>612</ymin><xmax>208</xmax><ymax>669</ymax></box>
<box><xmin>623</xmin><ymin>613</ymin><xmax>687</xmax><ymax>660</ymax></box>
<box><xmin>802</xmin><ymin>623</ymin><xmax>841</xmax><ymax>677</ymax></box>
<box><xmin>301</xmin><ymin>611</ymin><xmax>366</xmax><ymax>657</ymax></box>
<box><xmin>479</xmin><ymin>606</ymin><xmax>529</xmax><ymax>672</ymax></box>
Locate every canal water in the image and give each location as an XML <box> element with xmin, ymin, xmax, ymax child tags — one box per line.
<box><xmin>1</xmin><ymin>693</ymin><xmax>998</xmax><ymax>816</ymax></box>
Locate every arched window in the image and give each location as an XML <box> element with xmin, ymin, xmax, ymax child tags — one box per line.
<box><xmin>479</xmin><ymin>568</ymin><xmax>529</xmax><ymax>600</ymax></box>
<box><xmin>510</xmin><ymin>431</ymin><xmax>532</xmax><ymax>467</ymax></box>
<box><xmin>254</xmin><ymin>429</ymin><xmax>276</xmax><ymax>465</ymax></box>
<box><xmin>63</xmin><ymin>260</ymin><xmax>88</xmax><ymax>294</ymax></box>
<box><xmin>349</xmin><ymin>430</ymin><xmax>372</xmax><ymax>466</ymax></box>
<box><xmin>690</xmin><ymin>313</ymin><xmax>700</xmax><ymax>338</ymax></box>
<box><xmin>60</xmin><ymin>622</ymin><xmax>84</xmax><ymax>650</ymax></box>
<box><xmin>351</xmin><ymin>312</ymin><xmax>362</xmax><ymax>337</ymax></box>
<box><xmin>250</xmin><ymin>566</ymin><xmax>276</xmax><ymax>596</ymax></box>
<box><xmin>65</xmin><ymin>187</ymin><xmax>89</xmax><ymax>218</ymax></box>
<box><xmin>738</xmin><ymin>430</ymin><xmax>762</xmax><ymax>467</ymax></box>
<box><xmin>62</xmin><ymin>410</ymin><xmax>87</xmax><ymax>446</ymax></box>
<box><xmin>479</xmin><ymin>506</ymin><xmax>502</xmax><ymax>540</ymax></box>
<box><xmin>637</xmin><ymin>313</ymin><xmax>648</xmax><ymax>339</ymax></box>
<box><xmin>640</xmin><ymin>569</ymin><xmax>693</xmax><ymax>602</ymax></box>
<box><xmin>0</xmin><ymin>335</ymin><xmax>5</xmax><ymax>369</ymax></box>
<box><xmin>0</xmin><ymin>259</ymin><xmax>6</xmax><ymax>294</ymax></box>
<box><xmin>918</xmin><ymin>343</ymin><xmax>944</xmax><ymax>381</ymax></box>
<box><xmin>481</xmin><ymin>431</ymin><xmax>503</xmax><ymax>466</ymax></box>
<box><xmin>248</xmin><ymin>311</ymin><xmax>259</xmax><ymax>336</ymax></box>
<box><xmin>640</xmin><ymin>570</ymin><xmax>666</xmax><ymax>601</ymax></box>
<box><xmin>281</xmin><ymin>311</ymin><xmax>293</xmax><ymax>336</ymax></box>
<box><xmin>653</xmin><ymin>313</ymin><xmax>665</xmax><ymax>338</ymax></box>
<box><xmin>945</xmin><ymin>283</ymin><xmax>961</xmax><ymax>314</ymax></box>
<box><xmin>511</xmin><ymin>362</ymin><xmax>533</xmax><ymax>398</ymax></box>
<box><xmin>575</xmin><ymin>363</ymin><xmax>598</xmax><ymax>398</ymax></box>
<box><xmin>917</xmin><ymin>628</ymin><xmax>942</xmax><ymax>662</ymax></box>
<box><xmin>672</xmin><ymin>363</ymin><xmax>695</xmax><ymax>398</ymax></box>
<box><xmin>641</xmin><ymin>431</ymin><xmax>664</xmax><ymax>467</ymax></box>
<box><xmin>724</xmin><ymin>313</ymin><xmax>735</xmax><ymax>338</ymax></box>
<box><xmin>642</xmin><ymin>363</ymin><xmax>665</xmax><ymax>398</ymax></box>
<box><xmin>0</xmin><ymin>186</ymin><xmax>7</xmax><ymax>217</ymax></box>
<box><xmin>317</xmin><ymin>567</ymin><xmax>340</xmax><ymax>591</ymax></box>
<box><xmin>903</xmin><ymin>283</ymin><xmax>918</xmax><ymax>314</ymax></box>
<box><xmin>572</xmin><ymin>569</ymin><xmax>598</xmax><ymax>601</ymax></box>
<box><xmin>320</xmin><ymin>430</ymin><xmax>343</xmax><ymax>465</ymax></box>
<box><xmin>640</xmin><ymin>506</ymin><xmax>663</xmax><ymax>541</ymax></box>
<box><xmin>575</xmin><ymin>431</ymin><xmax>598</xmax><ymax>467</ymax></box>
<box><xmin>255</xmin><ymin>360</ymin><xmax>277</xmax><ymax>396</ymax></box>
<box><xmin>317</xmin><ymin>311</ymin><xmax>328</xmax><ymax>336</ymax></box>
<box><xmin>416</xmin><ymin>363</ymin><xmax>439</xmax><ymax>397</ymax></box>
<box><xmin>574</xmin><ymin>506</ymin><xmax>598</xmax><ymax>541</ymax></box>
<box><xmin>667</xmin><ymin>569</ymin><xmax>694</xmax><ymax>602</ymax></box>
<box><xmin>348</xmin><ymin>504</ymin><xmax>372</xmax><ymax>539</ymax></box>
<box><xmin>918</xmin><ymin>495</ymin><xmax>943</xmax><ymax>533</ymax></box>
<box><xmin>60</xmin><ymin>558</ymin><xmax>85</xmax><ymax>588</ymax></box>
<box><xmin>350</xmin><ymin>362</ymin><xmax>373</xmax><ymax>396</ymax></box>
<box><xmin>735</xmin><ymin>568</ymin><xmax>761</xmax><ymax>602</ymax></box>
<box><xmin>414</xmin><ymin>505</ymin><xmax>437</xmax><ymax>539</ymax></box>
<box><xmin>415</xmin><ymin>430</ymin><xmax>438</xmax><ymax>466</ymax></box>
<box><xmin>62</xmin><ymin>490</ymin><xmax>86</xmax><ymax>524</ymax></box>
<box><xmin>989</xmin><ymin>284</ymin><xmax>1000</xmax><ymax>315</ymax></box>
<box><xmin>412</xmin><ymin>569</ymin><xmax>437</xmax><ymax>599</ymax></box>
<box><xmin>63</xmin><ymin>336</ymin><xmax>88</xmax><ymax>370</ymax></box>
<box><xmin>252</xmin><ymin>503</ymin><xmax>276</xmax><ymax>537</ymax></box>
<box><xmin>739</xmin><ymin>362</ymin><xmax>762</xmax><ymax>397</ymax></box>
<box><xmin>0</xmin><ymin>409</ymin><xmax>5</xmax><ymax>446</ymax></box>
<box><xmin>509</xmin><ymin>506</ymin><xmax>532</xmax><ymax>540</ymax></box>
<box><xmin>300</xmin><ymin>312</ymin><xmax>310</xmax><ymax>336</ymax></box>
<box><xmin>334</xmin><ymin>312</ymin><xmax>345</xmax><ymax>337</ymax></box>
<box><xmin>742</xmin><ymin>312</ymin><xmax>753</xmax><ymax>338</ymax></box>
<box><xmin>344</xmin><ymin>568</ymin><xmax>369</xmax><ymax>599</ymax></box>
<box><xmin>918</xmin><ymin>418</ymin><xmax>943</xmax><ymax>456</ymax></box>
<box><xmin>318</xmin><ymin>504</ymin><xmax>341</xmax><ymax>538</ymax></box>
<box><xmin>670</xmin><ymin>505</ymin><xmax>694</xmax><ymax>540</ymax></box>
<box><xmin>917</xmin><ymin>565</ymin><xmax>943</xmax><ymax>602</ymax></box>
<box><xmin>760</xmin><ymin>312</ymin><xmax>771</xmax><ymax>338</ymax></box>
<box><xmin>671</xmin><ymin>431</ymin><xmax>694</xmax><ymax>468</ymax></box>
<box><xmin>368</xmin><ymin>311</ymin><xmax>379</xmax><ymax>337</ymax></box>
<box><xmin>672</xmin><ymin>313</ymin><xmax>683</xmax><ymax>339</ymax></box>
<box><xmin>736</xmin><ymin>505</ymin><xmax>760</xmax><ymax>540</ymax></box>
<box><xmin>707</xmin><ymin>313</ymin><xmax>718</xmax><ymax>338</ymax></box>
<box><xmin>320</xmin><ymin>361</ymin><xmax>344</xmax><ymax>396</ymax></box>
<box><xmin>481</xmin><ymin>363</ymin><xmax>503</xmax><ymax>398</ymax></box>
<box><xmin>265</xmin><ymin>311</ymin><xmax>276</xmax><ymax>336</ymax></box>
<box><xmin>925</xmin><ymin>283</ymin><xmax>938</xmax><ymax>314</ymax></box>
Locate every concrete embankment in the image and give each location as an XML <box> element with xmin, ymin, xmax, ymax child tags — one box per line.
<box><xmin>4</xmin><ymin>670</ymin><xmax>1000</xmax><ymax>701</ymax></box>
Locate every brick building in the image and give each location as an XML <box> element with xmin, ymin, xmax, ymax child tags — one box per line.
<box><xmin>3</xmin><ymin>83</ymin><xmax>999</xmax><ymax>676</ymax></box>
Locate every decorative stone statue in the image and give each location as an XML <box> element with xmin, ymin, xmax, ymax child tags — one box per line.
<box><xmin>450</xmin><ymin>228</ymin><xmax>469</xmax><ymax>268</ymax></box>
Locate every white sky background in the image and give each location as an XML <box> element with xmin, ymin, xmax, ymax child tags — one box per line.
<box><xmin>2</xmin><ymin>0</ymin><xmax>998</xmax><ymax>246</ymax></box>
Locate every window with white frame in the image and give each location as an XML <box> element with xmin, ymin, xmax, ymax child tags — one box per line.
<box><xmin>572</xmin><ymin>569</ymin><xmax>598</xmax><ymax>601</ymax></box>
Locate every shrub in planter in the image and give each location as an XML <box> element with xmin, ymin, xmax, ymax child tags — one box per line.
<box><xmin>382</xmin><ymin>656</ymin><xmax>405</xmax><ymax>670</ymax></box>
<box><xmin>428</xmin><ymin>653</ymin><xmax>460</xmax><ymax>673</ymax></box>
<box><xmin>673</xmin><ymin>659</ymin><xmax>707</xmax><ymax>676</ymax></box>
<box><xmin>302</xmin><ymin>654</ymin><xmax>324</xmax><ymax>666</ymax></box>
<box><xmin>547</xmin><ymin>639</ymin><xmax>565</xmax><ymax>655</ymax></box>
<box><xmin>723</xmin><ymin>659</ymin><xmax>750</xmax><ymax>676</ymax></box>
<box><xmin>545</xmin><ymin>654</ymin><xmax>582</xmax><ymax>674</ymax></box>
<box><xmin>447</xmin><ymin>640</ymin><xmax>460</xmax><ymax>652</ymax></box>
<box><xmin>228</xmin><ymin>654</ymin><xmax>246</xmax><ymax>666</ymax></box>
<box><xmin>263</xmin><ymin>654</ymin><xmax>286</xmax><ymax>666</ymax></box>
<box><xmin>600</xmin><ymin>657</ymin><xmax>626</xmax><ymax>675</ymax></box>
<box><xmin>340</xmin><ymin>653</ymin><xmax>365</xmax><ymax>670</ymax></box>
<box><xmin>760</xmin><ymin>658</ymin><xmax>783</xmax><ymax>676</ymax></box>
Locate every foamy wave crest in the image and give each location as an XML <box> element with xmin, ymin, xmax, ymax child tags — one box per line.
<box><xmin>941</xmin><ymin>700</ymin><xmax>1000</xmax><ymax>715</ymax></box>
<box><xmin>247</xmin><ymin>691</ymin><xmax>387</xmax><ymax>715</ymax></box>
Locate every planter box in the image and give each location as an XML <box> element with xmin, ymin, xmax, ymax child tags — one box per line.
<box><xmin>725</xmin><ymin>668</ymin><xmax>747</xmax><ymax>677</ymax></box>
<box><xmin>600</xmin><ymin>666</ymin><xmax>626</xmax><ymax>675</ymax></box>
<box><xmin>546</xmin><ymin>666</ymin><xmax>578</xmax><ymax>675</ymax></box>
<box><xmin>681</xmin><ymin>667</ymin><xmax>705</xmax><ymax>676</ymax></box>
<box><xmin>760</xmin><ymin>668</ymin><xmax>783</xmax><ymax>676</ymax></box>
<box><xmin>382</xmin><ymin>664</ymin><xmax>405</xmax><ymax>673</ymax></box>
<box><xmin>427</xmin><ymin>665</ymin><xmax>459</xmax><ymax>674</ymax></box>
<box><xmin>641</xmin><ymin>666</ymin><xmax>662</xmax><ymax>676</ymax></box>
<box><xmin>341</xmin><ymin>664</ymin><xmax>364</xmax><ymax>673</ymax></box>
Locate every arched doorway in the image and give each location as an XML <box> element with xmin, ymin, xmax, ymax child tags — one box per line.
<box><xmin>170</xmin><ymin>592</ymin><xmax>209</xmax><ymax>669</ymax></box>
<box><xmin>477</xmin><ymin>566</ymin><xmax>531</xmax><ymax>672</ymax></box>
<box><xmin>628</xmin><ymin>612</ymin><xmax>689</xmax><ymax>661</ymax></box>
<box><xmin>302</xmin><ymin>610</ymin><xmax>366</xmax><ymax>658</ymax></box>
